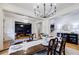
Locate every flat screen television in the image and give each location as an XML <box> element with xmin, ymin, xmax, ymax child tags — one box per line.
<box><xmin>15</xmin><ymin>21</ymin><xmax>32</xmax><ymax>34</ymax></box>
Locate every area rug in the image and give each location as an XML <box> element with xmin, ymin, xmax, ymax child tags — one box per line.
<box><xmin>34</xmin><ymin>47</ymin><xmax>79</xmax><ymax>55</ymax></box>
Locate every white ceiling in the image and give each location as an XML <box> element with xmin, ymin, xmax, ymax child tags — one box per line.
<box><xmin>10</xmin><ymin>3</ymin><xmax>77</xmax><ymax>12</ymax></box>
<box><xmin>3</xmin><ymin>3</ymin><xmax>79</xmax><ymax>21</ymax></box>
<box><xmin>4</xmin><ymin>10</ymin><xmax>38</xmax><ymax>22</ymax></box>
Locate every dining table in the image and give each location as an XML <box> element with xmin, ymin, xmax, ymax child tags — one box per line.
<box><xmin>8</xmin><ymin>36</ymin><xmax>56</xmax><ymax>55</ymax></box>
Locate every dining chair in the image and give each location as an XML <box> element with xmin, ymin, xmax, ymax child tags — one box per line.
<box><xmin>33</xmin><ymin>38</ymin><xmax>58</xmax><ymax>55</ymax></box>
<box><xmin>47</xmin><ymin>38</ymin><xmax>58</xmax><ymax>55</ymax></box>
<box><xmin>38</xmin><ymin>33</ymin><xmax>43</xmax><ymax>39</ymax></box>
<box><xmin>32</xmin><ymin>33</ymin><xmax>36</xmax><ymax>40</ymax></box>
<box><xmin>54</xmin><ymin>37</ymin><xmax>67</xmax><ymax>55</ymax></box>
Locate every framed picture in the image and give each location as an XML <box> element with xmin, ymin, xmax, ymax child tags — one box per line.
<box><xmin>50</xmin><ymin>24</ymin><xmax>54</xmax><ymax>32</ymax></box>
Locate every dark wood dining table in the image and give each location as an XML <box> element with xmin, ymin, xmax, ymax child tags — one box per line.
<box><xmin>10</xmin><ymin>44</ymin><xmax>47</xmax><ymax>55</ymax></box>
<box><xmin>9</xmin><ymin>37</ymin><xmax>56</xmax><ymax>55</ymax></box>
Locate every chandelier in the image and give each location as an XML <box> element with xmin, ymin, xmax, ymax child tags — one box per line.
<box><xmin>34</xmin><ymin>3</ymin><xmax>56</xmax><ymax>18</ymax></box>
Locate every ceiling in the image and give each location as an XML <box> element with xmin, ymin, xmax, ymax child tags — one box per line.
<box><xmin>3</xmin><ymin>3</ymin><xmax>79</xmax><ymax>20</ymax></box>
<box><xmin>4</xmin><ymin>11</ymin><xmax>37</xmax><ymax>22</ymax></box>
<box><xmin>10</xmin><ymin>3</ymin><xmax>77</xmax><ymax>12</ymax></box>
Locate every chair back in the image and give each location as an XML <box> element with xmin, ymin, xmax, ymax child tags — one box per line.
<box><xmin>47</xmin><ymin>38</ymin><xmax>58</xmax><ymax>55</ymax></box>
<box><xmin>59</xmin><ymin>38</ymin><xmax>67</xmax><ymax>52</ymax></box>
<box><xmin>55</xmin><ymin>37</ymin><xmax>67</xmax><ymax>55</ymax></box>
<box><xmin>32</xmin><ymin>33</ymin><xmax>36</xmax><ymax>40</ymax></box>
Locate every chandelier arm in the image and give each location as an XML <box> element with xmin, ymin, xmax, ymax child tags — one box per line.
<box><xmin>47</xmin><ymin>10</ymin><xmax>55</xmax><ymax>17</ymax></box>
<box><xmin>35</xmin><ymin>10</ymin><xmax>43</xmax><ymax>17</ymax></box>
<box><xmin>34</xmin><ymin>3</ymin><xmax>56</xmax><ymax>18</ymax></box>
<box><xmin>44</xmin><ymin>3</ymin><xmax>46</xmax><ymax>18</ymax></box>
<box><xmin>34</xmin><ymin>9</ymin><xmax>42</xmax><ymax>16</ymax></box>
<box><xmin>46</xmin><ymin>7</ymin><xmax>52</xmax><ymax>17</ymax></box>
<box><xmin>46</xmin><ymin>4</ymin><xmax>53</xmax><ymax>16</ymax></box>
<box><xmin>34</xmin><ymin>9</ymin><xmax>37</xmax><ymax>16</ymax></box>
<box><xmin>47</xmin><ymin>6</ymin><xmax>56</xmax><ymax>17</ymax></box>
<box><xmin>37</xmin><ymin>10</ymin><xmax>41</xmax><ymax>14</ymax></box>
<box><xmin>47</xmin><ymin>10</ymin><xmax>56</xmax><ymax>17</ymax></box>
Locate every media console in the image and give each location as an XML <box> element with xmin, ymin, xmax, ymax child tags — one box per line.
<box><xmin>57</xmin><ymin>33</ymin><xmax>78</xmax><ymax>45</ymax></box>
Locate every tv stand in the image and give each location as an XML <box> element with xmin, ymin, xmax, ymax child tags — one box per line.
<box><xmin>57</xmin><ymin>33</ymin><xmax>78</xmax><ymax>45</ymax></box>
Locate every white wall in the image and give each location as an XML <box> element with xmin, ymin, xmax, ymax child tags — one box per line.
<box><xmin>42</xmin><ymin>19</ymin><xmax>50</xmax><ymax>34</ymax></box>
<box><xmin>50</xmin><ymin>10</ymin><xmax>79</xmax><ymax>34</ymax></box>
<box><xmin>0</xmin><ymin>8</ymin><xmax>3</xmax><ymax>50</ymax></box>
<box><xmin>4</xmin><ymin>17</ymin><xmax>15</xmax><ymax>40</ymax></box>
<box><xmin>34</xmin><ymin>19</ymin><xmax>50</xmax><ymax>35</ymax></box>
<box><xmin>32</xmin><ymin>22</ymin><xmax>37</xmax><ymax>34</ymax></box>
<box><xmin>0</xmin><ymin>4</ymin><xmax>41</xmax><ymax>50</ymax></box>
<box><xmin>4</xmin><ymin>15</ymin><xmax>34</xmax><ymax>41</ymax></box>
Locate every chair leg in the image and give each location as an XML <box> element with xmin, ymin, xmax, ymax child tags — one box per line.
<box><xmin>47</xmin><ymin>48</ymin><xmax>50</xmax><ymax>55</ymax></box>
<box><xmin>50</xmin><ymin>50</ymin><xmax>52</xmax><ymax>55</ymax></box>
<box><xmin>54</xmin><ymin>50</ymin><xmax>56</xmax><ymax>55</ymax></box>
<box><xmin>63</xmin><ymin>48</ymin><xmax>65</xmax><ymax>55</ymax></box>
<box><xmin>47</xmin><ymin>50</ymin><xmax>50</xmax><ymax>55</ymax></box>
<box><xmin>59</xmin><ymin>52</ymin><xmax>61</xmax><ymax>55</ymax></box>
<box><xmin>54</xmin><ymin>52</ymin><xmax>55</xmax><ymax>55</ymax></box>
<box><xmin>63</xmin><ymin>50</ymin><xmax>65</xmax><ymax>55</ymax></box>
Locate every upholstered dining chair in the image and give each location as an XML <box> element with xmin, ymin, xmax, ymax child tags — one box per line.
<box><xmin>54</xmin><ymin>37</ymin><xmax>67</xmax><ymax>55</ymax></box>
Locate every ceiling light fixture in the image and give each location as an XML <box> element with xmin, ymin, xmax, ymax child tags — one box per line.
<box><xmin>34</xmin><ymin>3</ymin><xmax>56</xmax><ymax>18</ymax></box>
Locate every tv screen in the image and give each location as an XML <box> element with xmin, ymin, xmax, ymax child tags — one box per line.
<box><xmin>15</xmin><ymin>21</ymin><xmax>32</xmax><ymax>34</ymax></box>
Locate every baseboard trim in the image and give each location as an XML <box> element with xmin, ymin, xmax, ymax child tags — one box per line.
<box><xmin>0</xmin><ymin>48</ymin><xmax>8</xmax><ymax>52</ymax></box>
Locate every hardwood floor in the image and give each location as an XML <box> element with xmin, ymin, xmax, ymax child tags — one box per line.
<box><xmin>0</xmin><ymin>42</ymin><xmax>79</xmax><ymax>55</ymax></box>
<box><xmin>0</xmin><ymin>49</ymin><xmax>8</xmax><ymax>55</ymax></box>
<box><xmin>1</xmin><ymin>36</ymin><xmax>79</xmax><ymax>55</ymax></box>
<box><xmin>66</xmin><ymin>43</ymin><xmax>79</xmax><ymax>50</ymax></box>
<box><xmin>3</xmin><ymin>36</ymin><xmax>30</xmax><ymax>50</ymax></box>
<box><xmin>3</xmin><ymin>40</ymin><xmax>10</xmax><ymax>50</ymax></box>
